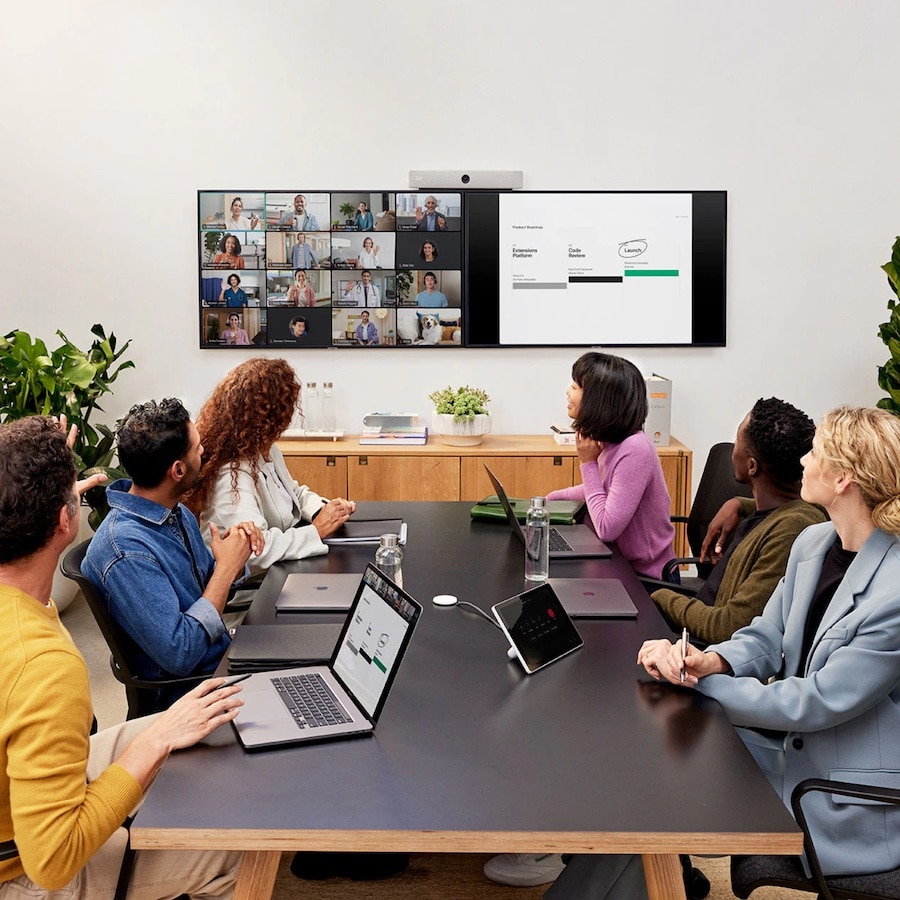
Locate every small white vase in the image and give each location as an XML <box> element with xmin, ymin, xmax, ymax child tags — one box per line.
<box><xmin>52</xmin><ymin>510</ymin><xmax>94</xmax><ymax>612</ymax></box>
<box><xmin>432</xmin><ymin>411</ymin><xmax>492</xmax><ymax>446</ymax></box>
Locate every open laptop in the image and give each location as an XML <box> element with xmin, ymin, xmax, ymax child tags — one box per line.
<box><xmin>483</xmin><ymin>466</ymin><xmax>612</xmax><ymax>559</ymax></box>
<box><xmin>233</xmin><ymin>564</ymin><xmax>422</xmax><ymax>752</ymax></box>
<box><xmin>274</xmin><ymin>573</ymin><xmax>362</xmax><ymax>612</ymax></box>
<box><xmin>548</xmin><ymin>577</ymin><xmax>637</xmax><ymax>618</ymax></box>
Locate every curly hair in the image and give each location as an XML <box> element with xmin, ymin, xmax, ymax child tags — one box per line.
<box><xmin>0</xmin><ymin>417</ymin><xmax>77</xmax><ymax>563</ymax></box>
<box><xmin>184</xmin><ymin>358</ymin><xmax>300</xmax><ymax>516</ymax></box>
<box><xmin>744</xmin><ymin>397</ymin><xmax>815</xmax><ymax>487</ymax></box>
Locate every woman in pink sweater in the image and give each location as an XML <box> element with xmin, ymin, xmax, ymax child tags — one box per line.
<box><xmin>547</xmin><ymin>352</ymin><xmax>675</xmax><ymax>579</ymax></box>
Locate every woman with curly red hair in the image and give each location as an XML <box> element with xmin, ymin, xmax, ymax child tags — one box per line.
<box><xmin>185</xmin><ymin>358</ymin><xmax>356</xmax><ymax>572</ymax></box>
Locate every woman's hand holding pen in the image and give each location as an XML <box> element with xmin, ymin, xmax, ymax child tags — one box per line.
<box><xmin>637</xmin><ymin>638</ymin><xmax>730</xmax><ymax>685</ymax></box>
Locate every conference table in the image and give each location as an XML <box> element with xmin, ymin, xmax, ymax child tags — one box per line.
<box><xmin>131</xmin><ymin>502</ymin><xmax>801</xmax><ymax>899</ymax></box>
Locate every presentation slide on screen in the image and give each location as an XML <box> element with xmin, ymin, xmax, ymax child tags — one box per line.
<box><xmin>498</xmin><ymin>193</ymin><xmax>693</xmax><ymax>344</ymax></box>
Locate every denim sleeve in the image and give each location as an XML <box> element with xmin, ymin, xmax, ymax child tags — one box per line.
<box><xmin>101</xmin><ymin>553</ymin><xmax>227</xmax><ymax>676</ymax></box>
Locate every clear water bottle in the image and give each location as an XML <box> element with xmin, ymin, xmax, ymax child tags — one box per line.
<box><xmin>375</xmin><ymin>533</ymin><xmax>403</xmax><ymax>587</ymax></box>
<box><xmin>525</xmin><ymin>496</ymin><xmax>550</xmax><ymax>581</ymax></box>
<box><xmin>321</xmin><ymin>381</ymin><xmax>335</xmax><ymax>432</ymax></box>
<box><xmin>305</xmin><ymin>382</ymin><xmax>320</xmax><ymax>433</ymax></box>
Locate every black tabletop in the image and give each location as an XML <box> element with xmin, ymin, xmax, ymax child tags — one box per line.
<box><xmin>134</xmin><ymin>502</ymin><xmax>799</xmax><ymax>852</ymax></box>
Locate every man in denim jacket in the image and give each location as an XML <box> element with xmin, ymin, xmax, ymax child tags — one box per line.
<box><xmin>83</xmin><ymin>398</ymin><xmax>262</xmax><ymax>710</ymax></box>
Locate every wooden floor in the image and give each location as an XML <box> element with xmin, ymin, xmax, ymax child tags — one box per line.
<box><xmin>269</xmin><ymin>852</ymin><xmax>810</xmax><ymax>899</ymax></box>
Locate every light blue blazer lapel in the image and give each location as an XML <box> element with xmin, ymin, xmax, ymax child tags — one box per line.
<box><xmin>801</xmin><ymin>528</ymin><xmax>895</xmax><ymax>675</ymax></box>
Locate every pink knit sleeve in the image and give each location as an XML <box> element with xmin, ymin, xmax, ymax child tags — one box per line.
<box><xmin>580</xmin><ymin>442</ymin><xmax>654</xmax><ymax>541</ymax></box>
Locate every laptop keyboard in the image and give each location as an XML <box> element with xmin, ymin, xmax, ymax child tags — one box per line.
<box><xmin>273</xmin><ymin>673</ymin><xmax>353</xmax><ymax>729</ymax></box>
<box><xmin>548</xmin><ymin>528</ymin><xmax>574</xmax><ymax>552</ymax></box>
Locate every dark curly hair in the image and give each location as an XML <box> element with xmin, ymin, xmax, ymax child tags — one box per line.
<box><xmin>745</xmin><ymin>397</ymin><xmax>815</xmax><ymax>487</ymax></box>
<box><xmin>0</xmin><ymin>417</ymin><xmax>77</xmax><ymax>563</ymax></box>
<box><xmin>117</xmin><ymin>398</ymin><xmax>192</xmax><ymax>489</ymax></box>
<box><xmin>184</xmin><ymin>358</ymin><xmax>300</xmax><ymax>516</ymax></box>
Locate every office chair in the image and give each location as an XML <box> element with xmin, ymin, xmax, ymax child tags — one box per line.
<box><xmin>0</xmin><ymin>829</ymin><xmax>136</xmax><ymax>900</ymax></box>
<box><xmin>641</xmin><ymin>442</ymin><xmax>754</xmax><ymax>596</ymax></box>
<box><xmin>731</xmin><ymin>778</ymin><xmax>900</xmax><ymax>899</ymax></box>
<box><xmin>61</xmin><ymin>539</ymin><xmax>210</xmax><ymax>718</ymax></box>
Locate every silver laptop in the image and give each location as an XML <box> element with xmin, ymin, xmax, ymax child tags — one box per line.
<box><xmin>274</xmin><ymin>573</ymin><xmax>362</xmax><ymax>612</ymax></box>
<box><xmin>233</xmin><ymin>564</ymin><xmax>422</xmax><ymax>752</ymax></box>
<box><xmin>484</xmin><ymin>466</ymin><xmax>612</xmax><ymax>559</ymax></box>
<box><xmin>548</xmin><ymin>578</ymin><xmax>637</xmax><ymax>618</ymax></box>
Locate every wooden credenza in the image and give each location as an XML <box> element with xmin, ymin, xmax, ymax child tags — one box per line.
<box><xmin>277</xmin><ymin>434</ymin><xmax>692</xmax><ymax>556</ymax></box>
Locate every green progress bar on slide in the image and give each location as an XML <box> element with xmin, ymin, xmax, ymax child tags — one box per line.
<box><xmin>373</xmin><ymin>657</ymin><xmax>387</xmax><ymax>673</ymax></box>
<box><xmin>623</xmin><ymin>269</ymin><xmax>680</xmax><ymax>277</ymax></box>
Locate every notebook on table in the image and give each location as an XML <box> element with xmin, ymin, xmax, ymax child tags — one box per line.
<box><xmin>547</xmin><ymin>578</ymin><xmax>638</xmax><ymax>618</ymax></box>
<box><xmin>232</xmin><ymin>564</ymin><xmax>422</xmax><ymax>751</ymax></box>
<box><xmin>483</xmin><ymin>465</ymin><xmax>612</xmax><ymax>559</ymax></box>
<box><xmin>227</xmin><ymin>624</ymin><xmax>344</xmax><ymax>672</ymax></box>
<box><xmin>470</xmin><ymin>495</ymin><xmax>585</xmax><ymax>525</ymax></box>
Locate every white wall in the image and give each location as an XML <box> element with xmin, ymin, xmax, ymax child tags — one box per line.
<box><xmin>3</xmin><ymin>0</ymin><xmax>898</xmax><ymax>491</ymax></box>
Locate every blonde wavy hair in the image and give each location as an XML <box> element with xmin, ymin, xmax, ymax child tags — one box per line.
<box><xmin>817</xmin><ymin>406</ymin><xmax>900</xmax><ymax>534</ymax></box>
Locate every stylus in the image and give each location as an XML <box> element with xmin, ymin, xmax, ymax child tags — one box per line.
<box><xmin>680</xmin><ymin>628</ymin><xmax>689</xmax><ymax>683</ymax></box>
<box><xmin>214</xmin><ymin>673</ymin><xmax>252</xmax><ymax>691</ymax></box>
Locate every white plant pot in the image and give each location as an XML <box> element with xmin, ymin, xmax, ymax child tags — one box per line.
<box><xmin>52</xmin><ymin>509</ymin><xmax>94</xmax><ymax>612</ymax></box>
<box><xmin>432</xmin><ymin>411</ymin><xmax>492</xmax><ymax>446</ymax></box>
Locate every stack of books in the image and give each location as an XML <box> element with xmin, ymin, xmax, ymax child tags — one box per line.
<box><xmin>360</xmin><ymin>413</ymin><xmax>428</xmax><ymax>445</ymax></box>
<box><xmin>550</xmin><ymin>421</ymin><xmax>576</xmax><ymax>445</ymax></box>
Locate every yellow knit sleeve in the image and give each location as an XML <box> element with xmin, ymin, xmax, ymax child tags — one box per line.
<box><xmin>5</xmin><ymin>647</ymin><xmax>142</xmax><ymax>890</ymax></box>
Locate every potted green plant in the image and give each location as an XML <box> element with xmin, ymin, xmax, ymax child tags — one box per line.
<box><xmin>877</xmin><ymin>236</ymin><xmax>900</xmax><ymax>416</ymax></box>
<box><xmin>339</xmin><ymin>202</ymin><xmax>355</xmax><ymax>226</ymax></box>
<box><xmin>428</xmin><ymin>385</ymin><xmax>491</xmax><ymax>446</ymax></box>
<box><xmin>0</xmin><ymin>323</ymin><xmax>135</xmax><ymax>528</ymax></box>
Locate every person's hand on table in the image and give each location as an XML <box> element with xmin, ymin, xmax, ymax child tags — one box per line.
<box><xmin>638</xmin><ymin>639</ymin><xmax>729</xmax><ymax>685</ymax></box>
<box><xmin>313</xmin><ymin>498</ymin><xmax>355</xmax><ymax>538</ymax></box>
<box><xmin>637</xmin><ymin>639</ymin><xmax>678</xmax><ymax>682</ymax></box>
<box><xmin>153</xmin><ymin>677</ymin><xmax>245</xmax><ymax>750</ymax></box>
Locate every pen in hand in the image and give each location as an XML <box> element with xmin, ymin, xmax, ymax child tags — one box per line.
<box><xmin>213</xmin><ymin>673</ymin><xmax>252</xmax><ymax>691</ymax></box>
<box><xmin>680</xmin><ymin>628</ymin><xmax>688</xmax><ymax>683</ymax></box>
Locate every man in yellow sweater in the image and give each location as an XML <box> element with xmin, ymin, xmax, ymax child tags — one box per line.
<box><xmin>0</xmin><ymin>417</ymin><xmax>245</xmax><ymax>898</ymax></box>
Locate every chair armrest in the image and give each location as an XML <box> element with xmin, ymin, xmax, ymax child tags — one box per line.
<box><xmin>791</xmin><ymin>777</ymin><xmax>900</xmax><ymax>899</ymax></box>
<box><xmin>108</xmin><ymin>655</ymin><xmax>211</xmax><ymax>692</ymax></box>
<box><xmin>638</xmin><ymin>558</ymin><xmax>703</xmax><ymax>598</ymax></box>
<box><xmin>0</xmin><ymin>839</ymin><xmax>18</xmax><ymax>862</ymax></box>
<box><xmin>670</xmin><ymin>515</ymin><xmax>689</xmax><ymax>524</ymax></box>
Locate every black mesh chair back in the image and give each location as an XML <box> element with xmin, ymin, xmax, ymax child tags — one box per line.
<box><xmin>683</xmin><ymin>442</ymin><xmax>753</xmax><ymax>579</ymax></box>
<box><xmin>60</xmin><ymin>539</ymin><xmax>207</xmax><ymax>717</ymax></box>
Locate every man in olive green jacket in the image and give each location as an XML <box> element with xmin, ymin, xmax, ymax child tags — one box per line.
<box><xmin>652</xmin><ymin>398</ymin><xmax>826</xmax><ymax>646</ymax></box>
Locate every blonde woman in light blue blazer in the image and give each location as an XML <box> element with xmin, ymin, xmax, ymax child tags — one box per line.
<box><xmin>639</xmin><ymin>406</ymin><xmax>900</xmax><ymax>880</ymax></box>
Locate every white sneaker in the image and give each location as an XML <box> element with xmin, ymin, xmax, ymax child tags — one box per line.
<box><xmin>483</xmin><ymin>853</ymin><xmax>566</xmax><ymax>886</ymax></box>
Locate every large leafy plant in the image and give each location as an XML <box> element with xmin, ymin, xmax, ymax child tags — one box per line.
<box><xmin>877</xmin><ymin>237</ymin><xmax>900</xmax><ymax>417</ymax></box>
<box><xmin>0</xmin><ymin>324</ymin><xmax>134</xmax><ymax>527</ymax></box>
<box><xmin>428</xmin><ymin>385</ymin><xmax>490</xmax><ymax>421</ymax></box>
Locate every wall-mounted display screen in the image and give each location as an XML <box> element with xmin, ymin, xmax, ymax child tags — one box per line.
<box><xmin>198</xmin><ymin>189</ymin><xmax>726</xmax><ymax>349</ymax></box>
<box><xmin>465</xmin><ymin>191</ymin><xmax>726</xmax><ymax>347</ymax></box>
<box><xmin>198</xmin><ymin>191</ymin><xmax>464</xmax><ymax>349</ymax></box>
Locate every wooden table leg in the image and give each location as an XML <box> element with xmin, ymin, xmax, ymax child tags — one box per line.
<box><xmin>642</xmin><ymin>853</ymin><xmax>687</xmax><ymax>900</ymax></box>
<box><xmin>233</xmin><ymin>850</ymin><xmax>281</xmax><ymax>900</ymax></box>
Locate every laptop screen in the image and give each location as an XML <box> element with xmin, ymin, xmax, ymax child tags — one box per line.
<box><xmin>332</xmin><ymin>567</ymin><xmax>420</xmax><ymax>718</ymax></box>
